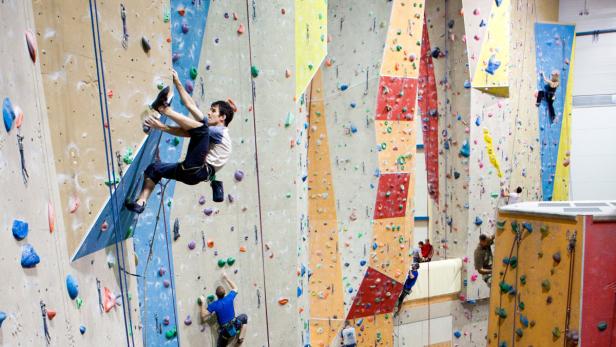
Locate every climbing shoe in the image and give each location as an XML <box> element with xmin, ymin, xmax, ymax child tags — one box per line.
<box><xmin>150</xmin><ymin>86</ymin><xmax>173</xmax><ymax>112</ymax></box>
<box><xmin>211</xmin><ymin>180</ymin><xmax>224</xmax><ymax>203</ymax></box>
<box><xmin>125</xmin><ymin>200</ymin><xmax>146</xmax><ymax>214</ymax></box>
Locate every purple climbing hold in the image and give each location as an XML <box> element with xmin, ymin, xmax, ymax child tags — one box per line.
<box><xmin>228</xmin><ymin>194</ymin><xmax>235</xmax><ymax>203</ymax></box>
<box><xmin>181</xmin><ymin>23</ymin><xmax>189</xmax><ymax>34</ymax></box>
<box><xmin>188</xmin><ymin>240</ymin><xmax>196</xmax><ymax>250</ymax></box>
<box><xmin>234</xmin><ymin>170</ymin><xmax>245</xmax><ymax>182</ymax></box>
<box><xmin>203</xmin><ymin>208</ymin><xmax>214</xmax><ymax>216</ymax></box>
<box><xmin>163</xmin><ymin>316</ymin><xmax>170</xmax><ymax>325</ymax></box>
<box><xmin>3</xmin><ymin>97</ymin><xmax>15</xmax><ymax>132</ymax></box>
<box><xmin>163</xmin><ymin>280</ymin><xmax>171</xmax><ymax>288</ymax></box>
<box><xmin>185</xmin><ymin>80</ymin><xmax>194</xmax><ymax>94</ymax></box>
<box><xmin>12</xmin><ymin>220</ymin><xmax>29</xmax><ymax>240</ymax></box>
<box><xmin>158</xmin><ymin>267</ymin><xmax>166</xmax><ymax>276</ymax></box>
<box><xmin>21</xmin><ymin>244</ymin><xmax>40</xmax><ymax>268</ymax></box>
<box><xmin>198</xmin><ymin>195</ymin><xmax>206</xmax><ymax>205</ymax></box>
<box><xmin>184</xmin><ymin>315</ymin><xmax>192</xmax><ymax>326</ymax></box>
<box><xmin>552</xmin><ymin>252</ymin><xmax>561</xmax><ymax>264</ymax></box>
<box><xmin>172</xmin><ymin>53</ymin><xmax>181</xmax><ymax>63</ymax></box>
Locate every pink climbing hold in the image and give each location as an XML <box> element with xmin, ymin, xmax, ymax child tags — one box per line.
<box><xmin>25</xmin><ymin>30</ymin><xmax>37</xmax><ymax>63</ymax></box>
<box><xmin>13</xmin><ymin>105</ymin><xmax>24</xmax><ymax>129</ymax></box>
<box><xmin>471</xmin><ymin>273</ymin><xmax>478</xmax><ymax>281</ymax></box>
<box><xmin>237</xmin><ymin>23</ymin><xmax>245</xmax><ymax>35</ymax></box>
<box><xmin>473</xmin><ymin>8</ymin><xmax>480</xmax><ymax>15</ymax></box>
<box><xmin>69</xmin><ymin>195</ymin><xmax>80</xmax><ymax>214</ymax></box>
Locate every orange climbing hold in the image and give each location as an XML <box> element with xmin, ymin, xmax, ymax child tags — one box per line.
<box><xmin>48</xmin><ymin>201</ymin><xmax>55</xmax><ymax>234</ymax></box>
<box><xmin>239</xmin><ymin>246</ymin><xmax>246</xmax><ymax>253</ymax></box>
<box><xmin>103</xmin><ymin>287</ymin><xmax>116</xmax><ymax>313</ymax></box>
<box><xmin>278</xmin><ymin>298</ymin><xmax>289</xmax><ymax>305</ymax></box>
<box><xmin>177</xmin><ymin>7</ymin><xmax>185</xmax><ymax>16</ymax></box>
<box><xmin>237</xmin><ymin>23</ymin><xmax>245</xmax><ymax>35</ymax></box>
<box><xmin>207</xmin><ymin>240</ymin><xmax>214</xmax><ymax>248</ymax></box>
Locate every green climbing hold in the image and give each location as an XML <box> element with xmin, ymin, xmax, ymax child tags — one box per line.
<box><xmin>284</xmin><ymin>112</ymin><xmax>294</xmax><ymax>127</ymax></box>
<box><xmin>542</xmin><ymin>279</ymin><xmax>551</xmax><ymax>291</ymax></box>
<box><xmin>226</xmin><ymin>257</ymin><xmax>236</xmax><ymax>266</ymax></box>
<box><xmin>76</xmin><ymin>297</ymin><xmax>83</xmax><ymax>309</ymax></box>
<box><xmin>157</xmin><ymin>82</ymin><xmax>165</xmax><ymax>90</ymax></box>
<box><xmin>207</xmin><ymin>294</ymin><xmax>215</xmax><ymax>303</ymax></box>
<box><xmin>251</xmin><ymin>65</ymin><xmax>260</xmax><ymax>77</ymax></box>
<box><xmin>189</xmin><ymin>67</ymin><xmax>198</xmax><ymax>80</ymax></box>
<box><xmin>123</xmin><ymin>148</ymin><xmax>134</xmax><ymax>164</ymax></box>
<box><xmin>217</xmin><ymin>259</ymin><xmax>226</xmax><ymax>267</ymax></box>
<box><xmin>540</xmin><ymin>225</ymin><xmax>549</xmax><ymax>236</ymax></box>
<box><xmin>498</xmin><ymin>280</ymin><xmax>512</xmax><ymax>292</ymax></box>
<box><xmin>598</xmin><ymin>321</ymin><xmax>608</xmax><ymax>331</ymax></box>
<box><xmin>308</xmin><ymin>63</ymin><xmax>314</xmax><ymax>70</ymax></box>
<box><xmin>516</xmin><ymin>328</ymin><xmax>523</xmax><ymax>337</ymax></box>
<box><xmin>170</xmin><ymin>137</ymin><xmax>180</xmax><ymax>147</ymax></box>
<box><xmin>519</xmin><ymin>302</ymin><xmax>525</xmax><ymax>310</ymax></box>
<box><xmin>165</xmin><ymin>327</ymin><xmax>177</xmax><ymax>339</ymax></box>
<box><xmin>105</xmin><ymin>178</ymin><xmax>120</xmax><ymax>187</ymax></box>
<box><xmin>520</xmin><ymin>274</ymin><xmax>526</xmax><ymax>285</ymax></box>
<box><xmin>552</xmin><ymin>327</ymin><xmax>561</xmax><ymax>338</ymax></box>
<box><xmin>511</xmin><ymin>221</ymin><xmax>520</xmax><ymax>233</ymax></box>
<box><xmin>496</xmin><ymin>220</ymin><xmax>506</xmax><ymax>230</ymax></box>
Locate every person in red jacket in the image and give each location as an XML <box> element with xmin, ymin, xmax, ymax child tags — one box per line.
<box><xmin>420</xmin><ymin>239</ymin><xmax>434</xmax><ymax>262</ymax></box>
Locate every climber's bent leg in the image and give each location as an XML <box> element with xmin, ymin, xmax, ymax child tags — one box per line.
<box><xmin>236</xmin><ymin>314</ymin><xmax>248</xmax><ymax>344</ymax></box>
<box><xmin>536</xmin><ymin>90</ymin><xmax>545</xmax><ymax>106</ymax></box>
<box><xmin>126</xmin><ymin>162</ymin><xmax>180</xmax><ymax>213</ymax></box>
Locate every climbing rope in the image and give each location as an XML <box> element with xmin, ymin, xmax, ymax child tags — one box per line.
<box><xmin>496</xmin><ymin>226</ymin><xmax>521</xmax><ymax>347</ymax></box>
<box><xmin>563</xmin><ymin>231</ymin><xmax>577</xmax><ymax>346</ymax></box>
<box><xmin>88</xmin><ymin>0</ymin><xmax>135</xmax><ymax>344</ymax></box>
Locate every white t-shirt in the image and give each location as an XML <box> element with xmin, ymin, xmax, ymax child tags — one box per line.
<box><xmin>206</xmin><ymin>126</ymin><xmax>232</xmax><ymax>172</ymax></box>
<box><xmin>341</xmin><ymin>326</ymin><xmax>357</xmax><ymax>346</ymax></box>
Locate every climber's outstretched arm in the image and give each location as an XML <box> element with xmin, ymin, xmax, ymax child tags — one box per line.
<box><xmin>222</xmin><ymin>273</ymin><xmax>238</xmax><ymax>293</ymax></box>
<box><xmin>173</xmin><ymin>69</ymin><xmax>204</xmax><ymax>122</ymax></box>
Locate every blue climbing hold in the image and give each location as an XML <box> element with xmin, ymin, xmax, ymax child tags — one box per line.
<box><xmin>520</xmin><ymin>314</ymin><xmax>529</xmax><ymax>327</ymax></box>
<box><xmin>475</xmin><ymin>217</ymin><xmax>483</xmax><ymax>226</ymax></box>
<box><xmin>3</xmin><ymin>97</ymin><xmax>15</xmax><ymax>132</ymax></box>
<box><xmin>348</xmin><ymin>287</ymin><xmax>353</xmax><ymax>293</ymax></box>
<box><xmin>339</xmin><ymin>83</ymin><xmax>349</xmax><ymax>91</ymax></box>
<box><xmin>444</xmin><ymin>141</ymin><xmax>450</xmax><ymax>150</ymax></box>
<box><xmin>495</xmin><ymin>0</ymin><xmax>503</xmax><ymax>6</ymax></box>
<box><xmin>20</xmin><ymin>244</ymin><xmax>40</xmax><ymax>268</ymax></box>
<box><xmin>454</xmin><ymin>330</ymin><xmax>462</xmax><ymax>338</ymax></box>
<box><xmin>297</xmin><ymin>286</ymin><xmax>303</xmax><ymax>297</ymax></box>
<box><xmin>459</xmin><ymin>141</ymin><xmax>470</xmax><ymax>158</ymax></box>
<box><xmin>350</xmin><ymin>125</ymin><xmax>358</xmax><ymax>133</ymax></box>
<box><xmin>359</xmin><ymin>260</ymin><xmax>367</xmax><ymax>266</ymax></box>
<box><xmin>80</xmin><ymin>325</ymin><xmax>86</xmax><ymax>334</ymax></box>
<box><xmin>66</xmin><ymin>274</ymin><xmax>79</xmax><ymax>300</ymax></box>
<box><xmin>475</xmin><ymin>117</ymin><xmax>481</xmax><ymax>126</ymax></box>
<box><xmin>12</xmin><ymin>220</ymin><xmax>29</xmax><ymax>240</ymax></box>
<box><xmin>372</xmin><ymin>242</ymin><xmax>378</xmax><ymax>250</ymax></box>
<box><xmin>464</xmin><ymin>80</ymin><xmax>471</xmax><ymax>89</ymax></box>
<box><xmin>523</xmin><ymin>222</ymin><xmax>533</xmax><ymax>233</ymax></box>
<box><xmin>0</xmin><ymin>311</ymin><xmax>6</xmax><ymax>328</ymax></box>
<box><xmin>300</xmin><ymin>264</ymin><xmax>306</xmax><ymax>277</ymax></box>
<box><xmin>350</xmin><ymin>102</ymin><xmax>357</xmax><ymax>108</ymax></box>
<box><xmin>485</xmin><ymin>55</ymin><xmax>501</xmax><ymax>75</ymax></box>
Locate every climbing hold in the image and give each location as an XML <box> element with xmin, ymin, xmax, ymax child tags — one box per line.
<box><xmin>519</xmin><ymin>301</ymin><xmax>525</xmax><ymax>310</ymax></box>
<box><xmin>496</xmin><ymin>0</ymin><xmax>503</xmax><ymax>6</ymax></box>
<box><xmin>542</xmin><ymin>279</ymin><xmax>551</xmax><ymax>291</ymax></box>
<box><xmin>12</xmin><ymin>220</ymin><xmax>29</xmax><ymax>240</ymax></box>
<box><xmin>198</xmin><ymin>196</ymin><xmax>206</xmax><ymax>205</ymax></box>
<box><xmin>234</xmin><ymin>170</ymin><xmax>244</xmax><ymax>181</ymax></box>
<box><xmin>547</xmin><ymin>295</ymin><xmax>553</xmax><ymax>304</ymax></box>
<box><xmin>359</xmin><ymin>260</ymin><xmax>367</xmax><ymax>266</ymax></box>
<box><xmin>66</xmin><ymin>274</ymin><xmax>79</xmax><ymax>300</ymax></box>
<box><xmin>499</xmin><ymin>281</ymin><xmax>513</xmax><ymax>293</ymax></box>
<box><xmin>284</xmin><ymin>112</ymin><xmax>294</xmax><ymax>127</ymax></box>
<box><xmin>598</xmin><ymin>321</ymin><xmax>608</xmax><ymax>331</ymax></box>
<box><xmin>165</xmin><ymin>327</ymin><xmax>177</xmax><ymax>339</ymax></box>
<box><xmin>499</xmin><ymin>342</ymin><xmax>507</xmax><ymax>347</ymax></box>
<box><xmin>520</xmin><ymin>315</ymin><xmax>529</xmax><ymax>327</ymax></box>
<box><xmin>511</xmin><ymin>221</ymin><xmax>520</xmax><ymax>233</ymax></box>
<box><xmin>226</xmin><ymin>257</ymin><xmax>236</xmax><ymax>266</ymax></box>
<box><xmin>207</xmin><ymin>240</ymin><xmax>214</xmax><ymax>248</ymax></box>
<box><xmin>207</xmin><ymin>295</ymin><xmax>215</xmax><ymax>303</ymax></box>
<box><xmin>13</xmin><ymin>105</ymin><xmax>23</xmax><ymax>128</ymax></box>
<box><xmin>141</xmin><ymin>37</ymin><xmax>151</xmax><ymax>53</ymax></box>
<box><xmin>540</xmin><ymin>225</ymin><xmax>549</xmax><ymax>236</ymax></box>
<box><xmin>48</xmin><ymin>202</ymin><xmax>55</xmax><ymax>234</ymax></box>
<box><xmin>237</xmin><ymin>23</ymin><xmax>245</xmax><ymax>35</ymax></box>
<box><xmin>495</xmin><ymin>307</ymin><xmax>507</xmax><ymax>319</ymax></box>
<box><xmin>163</xmin><ymin>280</ymin><xmax>171</xmax><ymax>288</ymax></box>
<box><xmin>459</xmin><ymin>141</ymin><xmax>470</xmax><ymax>157</ymax></box>
<box><xmin>485</xmin><ymin>55</ymin><xmax>502</xmax><ymax>75</ymax></box>
<box><xmin>181</xmin><ymin>23</ymin><xmax>189</xmax><ymax>34</ymax></box>
<box><xmin>516</xmin><ymin>328</ymin><xmax>523</xmax><ymax>337</ymax></box>
<box><xmin>203</xmin><ymin>208</ymin><xmax>214</xmax><ymax>216</ymax></box>
<box><xmin>553</xmin><ymin>327</ymin><xmax>561</xmax><ymax>338</ymax></box>
<box><xmin>278</xmin><ymin>298</ymin><xmax>289</xmax><ymax>305</ymax></box>
<box><xmin>217</xmin><ymin>259</ymin><xmax>226</xmax><ymax>267</ymax></box>
<box><xmin>552</xmin><ymin>252</ymin><xmax>561</xmax><ymax>264</ymax></box>
<box><xmin>24</xmin><ymin>30</ymin><xmax>38</xmax><ymax>62</ymax></box>
<box><xmin>3</xmin><ymin>97</ymin><xmax>15</xmax><ymax>132</ymax></box>
<box><xmin>523</xmin><ymin>222</ymin><xmax>533</xmax><ymax>233</ymax></box>
<box><xmin>21</xmin><ymin>244</ymin><xmax>40</xmax><ymax>268</ymax></box>
<box><xmin>339</xmin><ymin>83</ymin><xmax>349</xmax><ymax>91</ymax></box>
<box><xmin>520</xmin><ymin>275</ymin><xmax>526</xmax><ymax>285</ymax></box>
<box><xmin>80</xmin><ymin>325</ymin><xmax>86</xmax><ymax>335</ymax></box>
<box><xmin>251</xmin><ymin>65</ymin><xmax>260</xmax><ymax>77</ymax></box>
<box><xmin>185</xmin><ymin>80</ymin><xmax>194</xmax><ymax>94</ymax></box>
<box><xmin>47</xmin><ymin>309</ymin><xmax>56</xmax><ymax>320</ymax></box>
<box><xmin>163</xmin><ymin>316</ymin><xmax>170</xmax><ymax>325</ymax></box>
<box><xmin>0</xmin><ymin>311</ymin><xmax>6</xmax><ymax>328</ymax></box>
<box><xmin>189</xmin><ymin>67</ymin><xmax>198</xmax><ymax>80</ymax></box>
<box><xmin>474</xmin><ymin>216</ymin><xmax>483</xmax><ymax>226</ymax></box>
<box><xmin>496</xmin><ymin>220</ymin><xmax>506</xmax><ymax>230</ymax></box>
<box><xmin>188</xmin><ymin>241</ymin><xmax>196</xmax><ymax>250</ymax></box>
<box><xmin>76</xmin><ymin>297</ymin><xmax>84</xmax><ymax>309</ymax></box>
<box><xmin>454</xmin><ymin>330</ymin><xmax>461</xmax><ymax>338</ymax></box>
<box><xmin>184</xmin><ymin>315</ymin><xmax>192</xmax><ymax>326</ymax></box>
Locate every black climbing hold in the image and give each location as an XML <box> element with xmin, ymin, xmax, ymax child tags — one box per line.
<box><xmin>141</xmin><ymin>37</ymin><xmax>151</xmax><ymax>53</ymax></box>
<box><xmin>542</xmin><ymin>279</ymin><xmax>551</xmax><ymax>291</ymax></box>
<box><xmin>431</xmin><ymin>47</ymin><xmax>441</xmax><ymax>58</ymax></box>
<box><xmin>516</xmin><ymin>328</ymin><xmax>523</xmax><ymax>337</ymax></box>
<box><xmin>546</xmin><ymin>295</ymin><xmax>553</xmax><ymax>304</ymax></box>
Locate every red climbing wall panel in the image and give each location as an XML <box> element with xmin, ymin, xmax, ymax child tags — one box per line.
<box><xmin>581</xmin><ymin>216</ymin><xmax>616</xmax><ymax>346</ymax></box>
<box><xmin>418</xmin><ymin>18</ymin><xmax>439</xmax><ymax>201</ymax></box>
<box><xmin>375</xmin><ymin>76</ymin><xmax>418</xmax><ymax>121</ymax></box>
<box><xmin>347</xmin><ymin>267</ymin><xmax>404</xmax><ymax>320</ymax></box>
<box><xmin>374</xmin><ymin>173</ymin><xmax>411</xmax><ymax>219</ymax></box>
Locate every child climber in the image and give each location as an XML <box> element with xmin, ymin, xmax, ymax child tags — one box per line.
<box><xmin>126</xmin><ymin>69</ymin><xmax>234</xmax><ymax>213</ymax></box>
<box><xmin>536</xmin><ymin>70</ymin><xmax>560</xmax><ymax>123</ymax></box>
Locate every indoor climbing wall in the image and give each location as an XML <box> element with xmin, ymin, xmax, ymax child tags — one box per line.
<box><xmin>487</xmin><ymin>211</ymin><xmax>583</xmax><ymax>347</ymax></box>
<box><xmin>1</xmin><ymin>1</ymin><xmax>142</xmax><ymax>345</ymax></box>
<box><xmin>169</xmin><ymin>0</ymin><xmax>311</xmax><ymax>346</ymax></box>
<box><xmin>295</xmin><ymin>0</ymin><xmax>328</xmax><ymax>97</ymax></box>
<box><xmin>535</xmin><ymin>22</ymin><xmax>576</xmax><ymax>202</ymax></box>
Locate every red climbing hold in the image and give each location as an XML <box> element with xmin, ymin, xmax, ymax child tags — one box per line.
<box><xmin>47</xmin><ymin>309</ymin><xmax>56</xmax><ymax>320</ymax></box>
<box><xmin>103</xmin><ymin>287</ymin><xmax>116</xmax><ymax>313</ymax></box>
<box><xmin>374</xmin><ymin>173</ymin><xmax>411</xmax><ymax>219</ymax></box>
<box><xmin>177</xmin><ymin>7</ymin><xmax>185</xmax><ymax>16</ymax></box>
<box><xmin>25</xmin><ymin>30</ymin><xmax>37</xmax><ymax>63</ymax></box>
<box><xmin>237</xmin><ymin>24</ymin><xmax>245</xmax><ymax>35</ymax></box>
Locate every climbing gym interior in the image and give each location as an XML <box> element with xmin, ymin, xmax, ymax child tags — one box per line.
<box><xmin>1</xmin><ymin>0</ymin><xmax>615</xmax><ymax>346</ymax></box>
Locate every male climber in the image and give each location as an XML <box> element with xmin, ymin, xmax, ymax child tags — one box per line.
<box><xmin>474</xmin><ymin>234</ymin><xmax>495</xmax><ymax>285</ymax></box>
<box><xmin>126</xmin><ymin>69</ymin><xmax>234</xmax><ymax>213</ymax></box>
<box><xmin>394</xmin><ymin>263</ymin><xmax>420</xmax><ymax>315</ymax></box>
<box><xmin>199</xmin><ymin>273</ymin><xmax>248</xmax><ymax>346</ymax></box>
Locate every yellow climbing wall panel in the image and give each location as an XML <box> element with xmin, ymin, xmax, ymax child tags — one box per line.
<box><xmin>380</xmin><ymin>0</ymin><xmax>425</xmax><ymax>78</ymax></box>
<box><xmin>471</xmin><ymin>0</ymin><xmax>510</xmax><ymax>97</ymax></box>
<box><xmin>487</xmin><ymin>213</ymin><xmax>582</xmax><ymax>347</ymax></box>
<box><xmin>552</xmin><ymin>39</ymin><xmax>576</xmax><ymax>201</ymax></box>
<box><xmin>350</xmin><ymin>314</ymin><xmax>394</xmax><ymax>346</ymax></box>
<box><xmin>295</xmin><ymin>0</ymin><xmax>328</xmax><ymax>97</ymax></box>
<box><xmin>307</xmin><ymin>69</ymin><xmax>345</xmax><ymax>346</ymax></box>
<box><xmin>371</xmin><ymin>217</ymin><xmax>413</xmax><ymax>283</ymax></box>
<box><xmin>375</xmin><ymin>120</ymin><xmax>416</xmax><ymax>174</ymax></box>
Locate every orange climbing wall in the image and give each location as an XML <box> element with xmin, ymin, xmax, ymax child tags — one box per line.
<box><xmin>343</xmin><ymin>0</ymin><xmax>424</xmax><ymax>345</ymax></box>
<box><xmin>487</xmin><ymin>213</ymin><xmax>582</xmax><ymax>347</ymax></box>
<box><xmin>307</xmin><ymin>68</ymin><xmax>345</xmax><ymax>346</ymax></box>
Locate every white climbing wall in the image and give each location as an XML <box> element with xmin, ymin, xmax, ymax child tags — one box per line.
<box><xmin>0</xmin><ymin>1</ymin><xmax>142</xmax><ymax>345</ymax></box>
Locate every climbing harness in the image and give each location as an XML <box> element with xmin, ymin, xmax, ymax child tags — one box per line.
<box><xmin>120</xmin><ymin>4</ymin><xmax>128</xmax><ymax>49</ymax></box>
<box><xmin>16</xmin><ymin>134</ymin><xmax>29</xmax><ymax>185</ymax></box>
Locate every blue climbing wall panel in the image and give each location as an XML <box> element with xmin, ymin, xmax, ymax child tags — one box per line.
<box><xmin>133</xmin><ymin>1</ymin><xmax>210</xmax><ymax>346</ymax></box>
<box><xmin>534</xmin><ymin>23</ymin><xmax>575</xmax><ymax>201</ymax></box>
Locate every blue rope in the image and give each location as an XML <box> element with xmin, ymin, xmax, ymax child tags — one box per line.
<box><xmin>88</xmin><ymin>0</ymin><xmax>134</xmax><ymax>345</ymax></box>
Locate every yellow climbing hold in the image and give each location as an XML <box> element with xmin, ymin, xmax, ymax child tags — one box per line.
<box><xmin>483</xmin><ymin>128</ymin><xmax>503</xmax><ymax>178</ymax></box>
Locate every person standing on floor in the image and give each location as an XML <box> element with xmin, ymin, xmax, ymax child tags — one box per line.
<box><xmin>421</xmin><ymin>239</ymin><xmax>434</xmax><ymax>262</ymax></box>
<box><xmin>340</xmin><ymin>320</ymin><xmax>357</xmax><ymax>347</ymax></box>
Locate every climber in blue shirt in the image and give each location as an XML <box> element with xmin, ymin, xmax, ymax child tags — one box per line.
<box><xmin>395</xmin><ymin>263</ymin><xmax>420</xmax><ymax>315</ymax></box>
<box><xmin>199</xmin><ymin>273</ymin><xmax>248</xmax><ymax>346</ymax></box>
